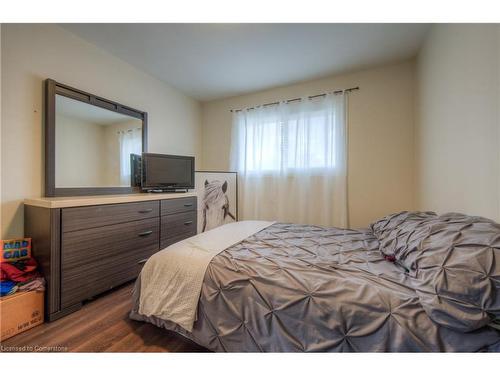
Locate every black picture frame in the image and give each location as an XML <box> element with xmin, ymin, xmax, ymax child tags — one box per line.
<box><xmin>44</xmin><ymin>79</ymin><xmax>148</xmax><ymax>197</ymax></box>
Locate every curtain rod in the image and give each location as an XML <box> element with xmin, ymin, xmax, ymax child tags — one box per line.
<box><xmin>230</xmin><ymin>86</ymin><xmax>359</xmax><ymax>113</ymax></box>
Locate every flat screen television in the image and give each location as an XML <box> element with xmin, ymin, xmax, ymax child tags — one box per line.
<box><xmin>141</xmin><ymin>153</ymin><xmax>195</xmax><ymax>191</ymax></box>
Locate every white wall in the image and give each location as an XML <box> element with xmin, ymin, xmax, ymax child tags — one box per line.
<box><xmin>415</xmin><ymin>24</ymin><xmax>500</xmax><ymax>221</ymax></box>
<box><xmin>1</xmin><ymin>24</ymin><xmax>202</xmax><ymax>238</ymax></box>
<box><xmin>202</xmin><ymin>61</ymin><xmax>416</xmax><ymax>228</ymax></box>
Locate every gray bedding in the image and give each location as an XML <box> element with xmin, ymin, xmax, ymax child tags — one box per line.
<box><xmin>130</xmin><ymin>216</ymin><xmax>500</xmax><ymax>352</ymax></box>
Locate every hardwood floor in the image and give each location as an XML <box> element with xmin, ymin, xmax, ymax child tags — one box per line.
<box><xmin>0</xmin><ymin>282</ymin><xmax>209</xmax><ymax>352</ymax></box>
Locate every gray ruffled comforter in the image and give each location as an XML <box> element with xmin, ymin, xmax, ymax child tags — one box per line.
<box><xmin>130</xmin><ymin>220</ymin><xmax>500</xmax><ymax>352</ymax></box>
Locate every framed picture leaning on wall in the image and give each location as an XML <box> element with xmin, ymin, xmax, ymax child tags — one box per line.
<box><xmin>195</xmin><ymin>171</ymin><xmax>238</xmax><ymax>233</ymax></box>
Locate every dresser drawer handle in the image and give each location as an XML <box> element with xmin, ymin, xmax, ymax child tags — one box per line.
<box><xmin>137</xmin><ymin>258</ymin><xmax>148</xmax><ymax>265</ymax></box>
<box><xmin>138</xmin><ymin>209</ymin><xmax>153</xmax><ymax>213</ymax></box>
<box><xmin>183</xmin><ymin>203</ymin><xmax>193</xmax><ymax>207</ymax></box>
<box><xmin>183</xmin><ymin>221</ymin><xmax>193</xmax><ymax>225</ymax></box>
<box><xmin>138</xmin><ymin>230</ymin><xmax>153</xmax><ymax>237</ymax></box>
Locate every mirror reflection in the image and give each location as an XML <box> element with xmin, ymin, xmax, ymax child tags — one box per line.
<box><xmin>55</xmin><ymin>95</ymin><xmax>143</xmax><ymax>188</ymax></box>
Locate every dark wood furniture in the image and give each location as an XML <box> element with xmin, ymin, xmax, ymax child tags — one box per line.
<box><xmin>160</xmin><ymin>197</ymin><xmax>197</xmax><ymax>249</ymax></box>
<box><xmin>24</xmin><ymin>194</ymin><xmax>197</xmax><ymax>322</ymax></box>
<box><xmin>44</xmin><ymin>79</ymin><xmax>148</xmax><ymax>197</ymax></box>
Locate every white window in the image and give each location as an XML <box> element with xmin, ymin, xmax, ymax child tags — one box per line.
<box><xmin>231</xmin><ymin>94</ymin><xmax>346</xmax><ymax>174</ymax></box>
<box><xmin>118</xmin><ymin>128</ymin><xmax>142</xmax><ymax>186</ymax></box>
<box><xmin>229</xmin><ymin>93</ymin><xmax>349</xmax><ymax>227</ymax></box>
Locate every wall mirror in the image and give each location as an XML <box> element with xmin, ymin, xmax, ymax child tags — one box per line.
<box><xmin>45</xmin><ymin>79</ymin><xmax>148</xmax><ymax>197</ymax></box>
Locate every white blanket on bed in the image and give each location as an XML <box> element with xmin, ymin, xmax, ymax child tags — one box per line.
<box><xmin>138</xmin><ymin>220</ymin><xmax>274</xmax><ymax>332</ymax></box>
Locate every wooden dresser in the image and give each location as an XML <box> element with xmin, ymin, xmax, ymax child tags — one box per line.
<box><xmin>24</xmin><ymin>193</ymin><xmax>197</xmax><ymax>321</ymax></box>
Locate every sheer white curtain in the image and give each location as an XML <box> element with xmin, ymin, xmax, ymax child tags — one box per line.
<box><xmin>118</xmin><ymin>128</ymin><xmax>142</xmax><ymax>186</ymax></box>
<box><xmin>230</xmin><ymin>93</ymin><xmax>348</xmax><ymax>227</ymax></box>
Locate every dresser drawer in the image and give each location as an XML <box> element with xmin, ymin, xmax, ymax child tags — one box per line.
<box><xmin>160</xmin><ymin>231</ymin><xmax>196</xmax><ymax>249</ymax></box>
<box><xmin>61</xmin><ymin>217</ymin><xmax>159</xmax><ymax>308</ymax></box>
<box><xmin>160</xmin><ymin>211</ymin><xmax>197</xmax><ymax>249</ymax></box>
<box><xmin>62</xmin><ymin>201</ymin><xmax>159</xmax><ymax>232</ymax></box>
<box><xmin>161</xmin><ymin>197</ymin><xmax>197</xmax><ymax>216</ymax></box>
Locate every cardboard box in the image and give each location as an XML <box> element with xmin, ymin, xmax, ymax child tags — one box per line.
<box><xmin>0</xmin><ymin>290</ymin><xmax>44</xmax><ymax>341</ymax></box>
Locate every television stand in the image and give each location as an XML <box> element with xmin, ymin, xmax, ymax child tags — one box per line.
<box><xmin>145</xmin><ymin>189</ymin><xmax>189</xmax><ymax>193</ymax></box>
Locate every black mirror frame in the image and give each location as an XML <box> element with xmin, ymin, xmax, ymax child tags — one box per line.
<box><xmin>44</xmin><ymin>79</ymin><xmax>148</xmax><ymax>197</ymax></box>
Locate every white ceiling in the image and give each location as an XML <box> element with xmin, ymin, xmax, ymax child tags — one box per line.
<box><xmin>61</xmin><ymin>24</ymin><xmax>430</xmax><ymax>101</ymax></box>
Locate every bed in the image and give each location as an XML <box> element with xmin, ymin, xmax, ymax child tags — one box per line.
<box><xmin>130</xmin><ymin>212</ymin><xmax>500</xmax><ymax>352</ymax></box>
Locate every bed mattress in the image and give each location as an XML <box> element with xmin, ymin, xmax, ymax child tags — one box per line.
<box><xmin>130</xmin><ymin>223</ymin><xmax>500</xmax><ymax>352</ymax></box>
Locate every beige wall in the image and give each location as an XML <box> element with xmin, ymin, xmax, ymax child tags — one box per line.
<box><xmin>201</xmin><ymin>61</ymin><xmax>416</xmax><ymax>228</ymax></box>
<box><xmin>10</xmin><ymin>23</ymin><xmax>497</xmax><ymax>235</ymax></box>
<box><xmin>55</xmin><ymin>114</ymin><xmax>107</xmax><ymax>188</ymax></box>
<box><xmin>1</xmin><ymin>24</ymin><xmax>202</xmax><ymax>238</ymax></box>
<box><xmin>0</xmin><ymin>24</ymin><xmax>2</xmax><ymax>237</ymax></box>
<box><xmin>415</xmin><ymin>24</ymin><xmax>500</xmax><ymax>221</ymax></box>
